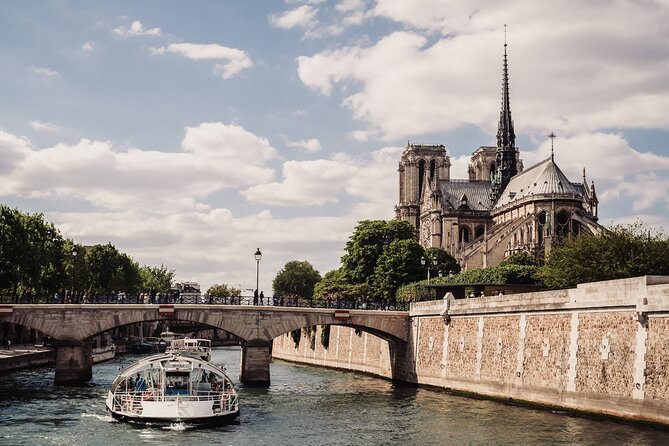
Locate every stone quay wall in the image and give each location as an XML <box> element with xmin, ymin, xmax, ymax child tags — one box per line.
<box><xmin>272</xmin><ymin>276</ymin><xmax>669</xmax><ymax>426</ymax></box>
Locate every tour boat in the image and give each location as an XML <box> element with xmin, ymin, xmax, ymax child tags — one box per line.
<box><xmin>165</xmin><ymin>338</ymin><xmax>211</xmax><ymax>361</ymax></box>
<box><xmin>105</xmin><ymin>352</ymin><xmax>239</xmax><ymax>425</ymax></box>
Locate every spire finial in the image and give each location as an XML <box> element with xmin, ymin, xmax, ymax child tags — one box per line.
<box><xmin>548</xmin><ymin>132</ymin><xmax>556</xmax><ymax>160</ymax></box>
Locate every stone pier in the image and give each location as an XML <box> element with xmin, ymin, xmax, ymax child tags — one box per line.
<box><xmin>54</xmin><ymin>341</ymin><xmax>92</xmax><ymax>385</ymax></box>
<box><xmin>240</xmin><ymin>339</ymin><xmax>271</xmax><ymax>386</ymax></box>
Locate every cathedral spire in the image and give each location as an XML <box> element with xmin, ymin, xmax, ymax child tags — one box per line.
<box><xmin>492</xmin><ymin>25</ymin><xmax>518</xmax><ymax>202</ymax></box>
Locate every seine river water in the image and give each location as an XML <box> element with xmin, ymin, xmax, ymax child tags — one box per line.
<box><xmin>2</xmin><ymin>347</ymin><xmax>669</xmax><ymax>445</ymax></box>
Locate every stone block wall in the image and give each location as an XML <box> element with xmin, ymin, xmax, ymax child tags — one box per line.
<box><xmin>272</xmin><ymin>276</ymin><xmax>669</xmax><ymax>426</ymax></box>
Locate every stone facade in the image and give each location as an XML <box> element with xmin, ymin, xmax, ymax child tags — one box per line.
<box><xmin>395</xmin><ymin>45</ymin><xmax>601</xmax><ymax>269</ymax></box>
<box><xmin>272</xmin><ymin>276</ymin><xmax>669</xmax><ymax>426</ymax></box>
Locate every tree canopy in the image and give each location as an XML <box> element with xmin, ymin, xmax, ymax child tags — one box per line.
<box><xmin>340</xmin><ymin>220</ymin><xmax>416</xmax><ymax>285</ymax></box>
<box><xmin>539</xmin><ymin>223</ymin><xmax>669</xmax><ymax>289</ymax></box>
<box><xmin>273</xmin><ymin>260</ymin><xmax>321</xmax><ymax>299</ymax></box>
<box><xmin>0</xmin><ymin>205</ymin><xmax>176</xmax><ymax>297</ymax></box>
<box><xmin>207</xmin><ymin>283</ymin><xmax>242</xmax><ymax>297</ymax></box>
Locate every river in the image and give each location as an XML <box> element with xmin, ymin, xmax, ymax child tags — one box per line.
<box><xmin>1</xmin><ymin>347</ymin><xmax>669</xmax><ymax>445</ymax></box>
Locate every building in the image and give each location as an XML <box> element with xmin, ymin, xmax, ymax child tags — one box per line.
<box><xmin>395</xmin><ymin>42</ymin><xmax>601</xmax><ymax>270</ymax></box>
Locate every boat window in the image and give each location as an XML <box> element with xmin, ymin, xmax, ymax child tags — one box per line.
<box><xmin>165</xmin><ymin>372</ymin><xmax>190</xmax><ymax>395</ymax></box>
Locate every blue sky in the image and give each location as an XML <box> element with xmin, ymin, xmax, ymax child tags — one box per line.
<box><xmin>1</xmin><ymin>0</ymin><xmax>668</xmax><ymax>293</ymax></box>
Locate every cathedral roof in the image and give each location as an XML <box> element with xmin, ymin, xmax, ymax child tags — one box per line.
<box><xmin>493</xmin><ymin>157</ymin><xmax>581</xmax><ymax>208</ymax></box>
<box><xmin>439</xmin><ymin>180</ymin><xmax>493</xmax><ymax>211</ymax></box>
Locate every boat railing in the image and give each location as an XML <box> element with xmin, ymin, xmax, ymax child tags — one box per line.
<box><xmin>112</xmin><ymin>390</ymin><xmax>239</xmax><ymax>414</ymax></box>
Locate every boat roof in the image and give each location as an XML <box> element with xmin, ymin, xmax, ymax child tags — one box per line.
<box><xmin>117</xmin><ymin>352</ymin><xmax>226</xmax><ymax>378</ymax></box>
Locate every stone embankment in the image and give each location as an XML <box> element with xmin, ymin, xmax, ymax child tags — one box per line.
<box><xmin>272</xmin><ymin>276</ymin><xmax>669</xmax><ymax>426</ymax></box>
<box><xmin>0</xmin><ymin>344</ymin><xmax>55</xmax><ymax>374</ymax></box>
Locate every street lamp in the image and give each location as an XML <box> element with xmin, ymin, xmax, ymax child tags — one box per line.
<box><xmin>254</xmin><ymin>248</ymin><xmax>262</xmax><ymax>300</ymax></box>
<box><xmin>71</xmin><ymin>246</ymin><xmax>78</xmax><ymax>301</ymax></box>
<box><xmin>421</xmin><ymin>255</ymin><xmax>439</xmax><ymax>284</ymax></box>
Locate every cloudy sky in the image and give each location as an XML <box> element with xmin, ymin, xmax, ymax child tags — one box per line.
<box><xmin>1</xmin><ymin>0</ymin><xmax>668</xmax><ymax>294</ymax></box>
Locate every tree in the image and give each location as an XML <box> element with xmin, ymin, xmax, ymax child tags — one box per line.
<box><xmin>0</xmin><ymin>206</ymin><xmax>68</xmax><ymax>297</ymax></box>
<box><xmin>313</xmin><ymin>269</ymin><xmax>372</xmax><ymax>305</ymax></box>
<box><xmin>140</xmin><ymin>264</ymin><xmax>175</xmax><ymax>293</ymax></box>
<box><xmin>273</xmin><ymin>260</ymin><xmax>321</xmax><ymax>299</ymax></box>
<box><xmin>207</xmin><ymin>283</ymin><xmax>241</xmax><ymax>298</ymax></box>
<box><xmin>340</xmin><ymin>220</ymin><xmax>416</xmax><ymax>285</ymax></box>
<box><xmin>424</xmin><ymin>247</ymin><xmax>461</xmax><ymax>278</ymax></box>
<box><xmin>86</xmin><ymin>243</ymin><xmax>141</xmax><ymax>295</ymax></box>
<box><xmin>539</xmin><ymin>223</ymin><xmax>669</xmax><ymax>289</ymax></box>
<box><xmin>371</xmin><ymin>238</ymin><xmax>425</xmax><ymax>302</ymax></box>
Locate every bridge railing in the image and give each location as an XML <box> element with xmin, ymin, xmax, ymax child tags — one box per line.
<box><xmin>0</xmin><ymin>294</ymin><xmax>409</xmax><ymax>311</ymax></box>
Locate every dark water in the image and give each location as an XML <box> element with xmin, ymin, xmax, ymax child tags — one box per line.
<box><xmin>1</xmin><ymin>347</ymin><xmax>669</xmax><ymax>445</ymax></box>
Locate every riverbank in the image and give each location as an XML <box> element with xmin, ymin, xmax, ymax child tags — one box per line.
<box><xmin>0</xmin><ymin>344</ymin><xmax>55</xmax><ymax>374</ymax></box>
<box><xmin>272</xmin><ymin>276</ymin><xmax>669</xmax><ymax>428</ymax></box>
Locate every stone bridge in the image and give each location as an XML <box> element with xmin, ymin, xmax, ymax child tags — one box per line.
<box><xmin>1</xmin><ymin>304</ymin><xmax>410</xmax><ymax>386</ymax></box>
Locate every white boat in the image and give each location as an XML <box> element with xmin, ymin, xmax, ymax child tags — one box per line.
<box><xmin>105</xmin><ymin>352</ymin><xmax>239</xmax><ymax>425</ymax></box>
<box><xmin>166</xmin><ymin>338</ymin><xmax>211</xmax><ymax>362</ymax></box>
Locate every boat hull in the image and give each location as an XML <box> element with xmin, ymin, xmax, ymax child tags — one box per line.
<box><xmin>106</xmin><ymin>402</ymin><xmax>239</xmax><ymax>426</ymax></box>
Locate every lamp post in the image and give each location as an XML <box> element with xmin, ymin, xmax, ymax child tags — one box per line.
<box><xmin>71</xmin><ymin>246</ymin><xmax>78</xmax><ymax>302</ymax></box>
<box><xmin>254</xmin><ymin>248</ymin><xmax>262</xmax><ymax>301</ymax></box>
<box><xmin>421</xmin><ymin>256</ymin><xmax>429</xmax><ymax>284</ymax></box>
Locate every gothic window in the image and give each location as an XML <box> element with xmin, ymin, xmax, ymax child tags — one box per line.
<box><xmin>459</xmin><ymin>226</ymin><xmax>470</xmax><ymax>244</ymax></box>
<box><xmin>489</xmin><ymin>163</ymin><xmax>496</xmax><ymax>181</ymax></box>
<box><xmin>556</xmin><ymin>210</ymin><xmax>570</xmax><ymax>237</ymax></box>
<box><xmin>418</xmin><ymin>160</ymin><xmax>426</xmax><ymax>199</ymax></box>
<box><xmin>475</xmin><ymin>225</ymin><xmax>485</xmax><ymax>239</ymax></box>
<box><xmin>537</xmin><ymin>211</ymin><xmax>547</xmax><ymax>246</ymax></box>
<box><xmin>430</xmin><ymin>159</ymin><xmax>436</xmax><ymax>179</ymax></box>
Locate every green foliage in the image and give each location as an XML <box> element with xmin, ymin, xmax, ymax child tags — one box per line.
<box><xmin>371</xmin><ymin>238</ymin><xmax>425</xmax><ymax>301</ymax></box>
<box><xmin>539</xmin><ymin>223</ymin><xmax>669</xmax><ymax>289</ymax></box>
<box><xmin>424</xmin><ymin>247</ymin><xmax>461</xmax><ymax>276</ymax></box>
<box><xmin>320</xmin><ymin>325</ymin><xmax>330</xmax><ymax>350</ymax></box>
<box><xmin>139</xmin><ymin>264</ymin><xmax>175</xmax><ymax>293</ymax></box>
<box><xmin>431</xmin><ymin>263</ymin><xmax>540</xmax><ymax>286</ymax></box>
<box><xmin>340</xmin><ymin>220</ymin><xmax>415</xmax><ymax>285</ymax></box>
<box><xmin>273</xmin><ymin>260</ymin><xmax>321</xmax><ymax>299</ymax></box>
<box><xmin>85</xmin><ymin>243</ymin><xmax>141</xmax><ymax>295</ymax></box>
<box><xmin>500</xmin><ymin>251</ymin><xmax>540</xmax><ymax>267</ymax></box>
<box><xmin>0</xmin><ymin>205</ymin><xmax>175</xmax><ymax>297</ymax></box>
<box><xmin>313</xmin><ymin>270</ymin><xmax>371</xmax><ymax>303</ymax></box>
<box><xmin>290</xmin><ymin>329</ymin><xmax>301</xmax><ymax>348</ymax></box>
<box><xmin>0</xmin><ymin>205</ymin><xmax>68</xmax><ymax>296</ymax></box>
<box><xmin>395</xmin><ymin>282</ymin><xmax>433</xmax><ymax>303</ymax></box>
<box><xmin>206</xmin><ymin>283</ymin><xmax>242</xmax><ymax>297</ymax></box>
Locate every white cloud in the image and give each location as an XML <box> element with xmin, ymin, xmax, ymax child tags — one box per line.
<box><xmin>81</xmin><ymin>41</ymin><xmax>96</xmax><ymax>54</ymax></box>
<box><xmin>30</xmin><ymin>120</ymin><xmax>62</xmax><ymax>133</ymax></box>
<box><xmin>286</xmin><ymin>138</ymin><xmax>321</xmax><ymax>152</ymax></box>
<box><xmin>31</xmin><ymin>66</ymin><xmax>60</xmax><ymax>78</ymax></box>
<box><xmin>241</xmin><ymin>146</ymin><xmax>400</xmax><ymax>213</ymax></box>
<box><xmin>297</xmin><ymin>1</ymin><xmax>669</xmax><ymax>140</ymax></box>
<box><xmin>336</xmin><ymin>0</ymin><xmax>365</xmax><ymax>13</ymax></box>
<box><xmin>112</xmin><ymin>20</ymin><xmax>162</xmax><ymax>37</ymax></box>
<box><xmin>519</xmin><ymin>132</ymin><xmax>669</xmax><ymax>213</ymax></box>
<box><xmin>269</xmin><ymin>5</ymin><xmax>319</xmax><ymax>29</ymax></box>
<box><xmin>151</xmin><ymin>43</ymin><xmax>253</xmax><ymax>79</ymax></box>
<box><xmin>0</xmin><ymin>123</ymin><xmax>277</xmax><ymax>211</ymax></box>
<box><xmin>0</xmin><ymin>130</ymin><xmax>31</xmax><ymax>175</ymax></box>
<box><xmin>242</xmin><ymin>159</ymin><xmax>354</xmax><ymax>206</ymax></box>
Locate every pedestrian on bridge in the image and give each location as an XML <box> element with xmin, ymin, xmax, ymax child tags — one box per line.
<box><xmin>253</xmin><ymin>289</ymin><xmax>258</xmax><ymax>306</ymax></box>
<box><xmin>260</xmin><ymin>291</ymin><xmax>265</xmax><ymax>305</ymax></box>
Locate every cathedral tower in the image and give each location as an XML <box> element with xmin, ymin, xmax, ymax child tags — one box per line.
<box><xmin>491</xmin><ymin>36</ymin><xmax>518</xmax><ymax>202</ymax></box>
<box><xmin>396</xmin><ymin>142</ymin><xmax>450</xmax><ymax>230</ymax></box>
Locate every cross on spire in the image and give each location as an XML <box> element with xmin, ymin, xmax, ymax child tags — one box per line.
<box><xmin>548</xmin><ymin>132</ymin><xmax>556</xmax><ymax>160</ymax></box>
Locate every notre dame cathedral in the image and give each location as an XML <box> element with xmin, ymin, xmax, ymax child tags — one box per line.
<box><xmin>395</xmin><ymin>42</ymin><xmax>601</xmax><ymax>270</ymax></box>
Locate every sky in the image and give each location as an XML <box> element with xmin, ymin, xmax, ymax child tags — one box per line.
<box><xmin>1</xmin><ymin>0</ymin><xmax>669</xmax><ymax>295</ymax></box>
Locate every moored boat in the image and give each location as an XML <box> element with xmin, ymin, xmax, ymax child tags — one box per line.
<box><xmin>105</xmin><ymin>352</ymin><xmax>239</xmax><ymax>425</ymax></box>
<box><xmin>166</xmin><ymin>338</ymin><xmax>211</xmax><ymax>361</ymax></box>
